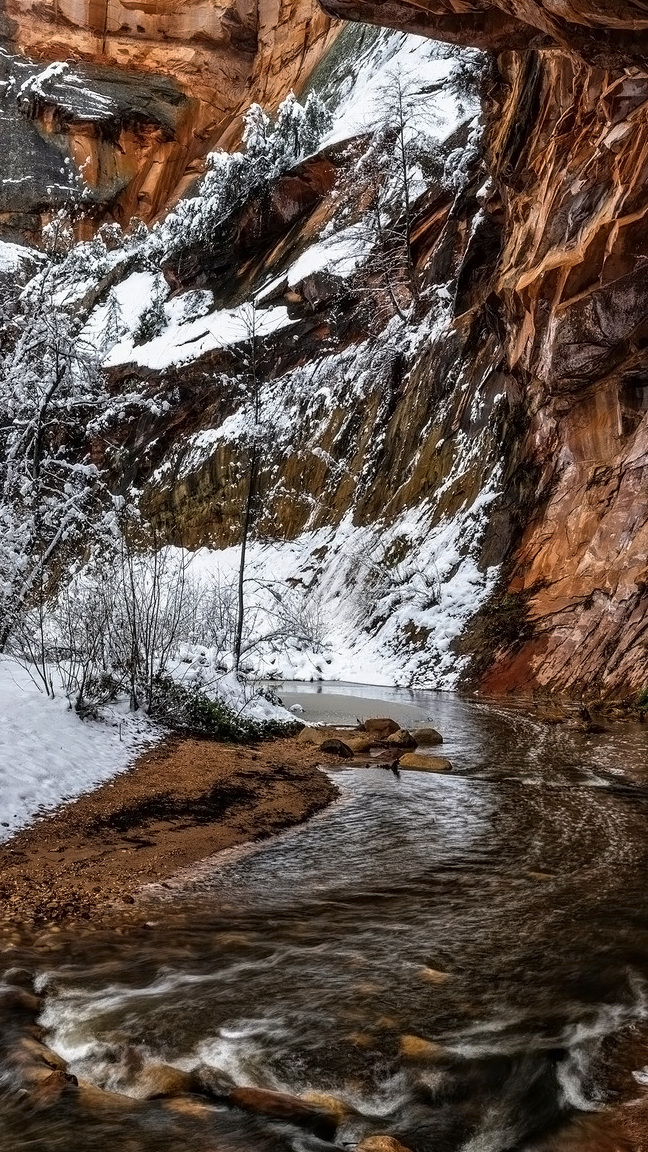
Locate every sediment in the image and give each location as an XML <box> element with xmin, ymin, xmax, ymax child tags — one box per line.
<box><xmin>0</xmin><ymin>734</ymin><xmax>338</xmax><ymax>928</ymax></box>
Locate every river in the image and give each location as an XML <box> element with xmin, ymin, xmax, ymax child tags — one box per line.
<box><xmin>3</xmin><ymin>684</ymin><xmax>648</xmax><ymax>1151</ymax></box>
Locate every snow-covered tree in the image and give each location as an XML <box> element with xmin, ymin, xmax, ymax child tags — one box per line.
<box><xmin>155</xmin><ymin>92</ymin><xmax>332</xmax><ymax>266</ymax></box>
<box><xmin>0</xmin><ymin>280</ymin><xmax>113</xmax><ymax>657</ymax></box>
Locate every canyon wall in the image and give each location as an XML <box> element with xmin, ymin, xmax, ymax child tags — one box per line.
<box><xmin>301</xmin><ymin>1</ymin><xmax>648</xmax><ymax>699</ymax></box>
<box><xmin>5</xmin><ymin>0</ymin><xmax>648</xmax><ymax>700</ymax></box>
<box><xmin>0</xmin><ymin>0</ymin><xmax>338</xmax><ymax>237</ymax></box>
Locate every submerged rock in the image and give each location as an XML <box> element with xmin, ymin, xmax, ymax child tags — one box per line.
<box><xmin>31</xmin><ymin>1068</ymin><xmax>78</xmax><ymax>1110</ymax></box>
<box><xmin>399</xmin><ymin>1034</ymin><xmax>446</xmax><ymax>1060</ymax></box>
<box><xmin>398</xmin><ymin>754</ymin><xmax>453</xmax><ymax>772</ymax></box>
<box><xmin>136</xmin><ymin>1063</ymin><xmax>200</xmax><ymax>1099</ymax></box>
<box><xmin>229</xmin><ymin>1085</ymin><xmax>338</xmax><ymax>1140</ymax></box>
<box><xmin>357</xmin><ymin>1138</ymin><xmax>414</xmax><ymax>1152</ymax></box>
<box><xmin>0</xmin><ymin>986</ymin><xmax>41</xmax><ymax>1016</ymax></box>
<box><xmin>418</xmin><ymin>966</ymin><xmax>452</xmax><ymax>984</ymax></box>
<box><xmin>412</xmin><ymin>728</ymin><xmax>444</xmax><ymax>746</ymax></box>
<box><xmin>17</xmin><ymin>1035</ymin><xmax>69</xmax><ymax>1074</ymax></box>
<box><xmin>2</xmin><ymin>967</ymin><xmax>36</xmax><ymax>991</ymax></box>
<box><xmin>300</xmin><ymin>1089</ymin><xmax>354</xmax><ymax>1122</ymax></box>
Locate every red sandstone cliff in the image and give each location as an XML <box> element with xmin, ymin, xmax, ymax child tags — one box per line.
<box><xmin>0</xmin><ymin>0</ymin><xmax>339</xmax><ymax>231</ymax></box>
<box><xmin>304</xmin><ymin>0</ymin><xmax>648</xmax><ymax>700</ymax></box>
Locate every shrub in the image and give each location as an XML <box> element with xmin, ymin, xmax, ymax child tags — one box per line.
<box><xmin>148</xmin><ymin>674</ymin><xmax>301</xmax><ymax>742</ymax></box>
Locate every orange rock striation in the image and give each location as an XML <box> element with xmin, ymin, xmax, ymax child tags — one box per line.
<box><xmin>481</xmin><ymin>50</ymin><xmax>648</xmax><ymax>697</ymax></box>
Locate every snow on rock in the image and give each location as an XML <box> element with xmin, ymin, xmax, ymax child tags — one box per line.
<box><xmin>321</xmin><ymin>29</ymin><xmax>481</xmax><ymax>148</ymax></box>
<box><xmin>285</xmin><ymin>223</ymin><xmax>367</xmax><ymax>286</ymax></box>
<box><xmin>104</xmin><ymin>302</ymin><xmax>296</xmax><ymax>371</ymax></box>
<box><xmin>0</xmin><ymin>240</ymin><xmax>46</xmax><ymax>280</ymax></box>
<box><xmin>0</xmin><ymin>657</ymin><xmax>153</xmax><ymax>842</ymax></box>
<box><xmin>173</xmin><ymin>473</ymin><xmax>501</xmax><ymax>690</ymax></box>
<box><xmin>16</xmin><ymin>60</ymin><xmax>116</xmax><ymax>121</ymax></box>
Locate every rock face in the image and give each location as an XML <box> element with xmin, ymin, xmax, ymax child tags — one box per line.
<box><xmin>0</xmin><ymin>0</ymin><xmax>338</xmax><ymax>235</ymax></box>
<box><xmin>477</xmin><ymin>49</ymin><xmax>648</xmax><ymax>697</ymax></box>
<box><xmin>318</xmin><ymin>0</ymin><xmax>648</xmax><ymax>65</ymax></box>
<box><xmin>9</xmin><ymin>0</ymin><xmax>648</xmax><ymax>701</ymax></box>
<box><xmin>307</xmin><ymin>1</ymin><xmax>648</xmax><ymax>700</ymax></box>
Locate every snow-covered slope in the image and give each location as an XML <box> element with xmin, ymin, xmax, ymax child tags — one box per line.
<box><xmin>0</xmin><ymin>658</ymin><xmax>148</xmax><ymax>841</ymax></box>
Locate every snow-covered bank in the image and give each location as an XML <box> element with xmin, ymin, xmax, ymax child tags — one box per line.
<box><xmin>0</xmin><ymin>658</ymin><xmax>154</xmax><ymax>842</ymax></box>
<box><xmin>0</xmin><ymin>654</ymin><xmax>299</xmax><ymax>842</ymax></box>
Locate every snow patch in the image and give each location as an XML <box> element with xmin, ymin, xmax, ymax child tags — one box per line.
<box><xmin>0</xmin><ymin>657</ymin><xmax>152</xmax><ymax>842</ymax></box>
<box><xmin>323</xmin><ymin>30</ymin><xmax>480</xmax><ymax>148</ymax></box>
<box><xmin>0</xmin><ymin>240</ymin><xmax>44</xmax><ymax>274</ymax></box>
<box><xmin>104</xmin><ymin>303</ymin><xmax>296</xmax><ymax>371</ymax></box>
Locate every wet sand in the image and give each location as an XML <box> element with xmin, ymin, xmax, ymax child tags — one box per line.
<box><xmin>0</xmin><ymin>735</ymin><xmax>338</xmax><ymax>927</ymax></box>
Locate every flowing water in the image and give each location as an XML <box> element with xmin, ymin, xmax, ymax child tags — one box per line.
<box><xmin>3</xmin><ymin>685</ymin><xmax>648</xmax><ymax>1151</ymax></box>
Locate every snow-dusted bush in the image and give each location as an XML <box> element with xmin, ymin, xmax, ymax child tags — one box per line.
<box><xmin>148</xmin><ymin>674</ymin><xmax>300</xmax><ymax>741</ymax></box>
<box><xmin>153</xmin><ymin>92</ymin><xmax>332</xmax><ymax>265</ymax></box>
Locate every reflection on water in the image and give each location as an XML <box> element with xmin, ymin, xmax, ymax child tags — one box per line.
<box><xmin>4</xmin><ymin>688</ymin><xmax>648</xmax><ymax>1151</ymax></box>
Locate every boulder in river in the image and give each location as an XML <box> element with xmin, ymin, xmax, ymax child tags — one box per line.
<box><xmin>31</xmin><ymin>1068</ymin><xmax>78</xmax><ymax>1110</ymax></box>
<box><xmin>347</xmin><ymin>735</ymin><xmax>374</xmax><ymax>753</ymax></box>
<box><xmin>357</xmin><ymin>1138</ymin><xmax>414</xmax><ymax>1152</ymax></box>
<box><xmin>362</xmin><ymin>717</ymin><xmax>400</xmax><ymax>739</ymax></box>
<box><xmin>17</xmin><ymin>1035</ymin><xmax>69</xmax><ymax>1075</ymax></box>
<box><xmin>398</xmin><ymin>754</ymin><xmax>453</xmax><ymax>772</ymax></box>
<box><xmin>300</xmin><ymin>1089</ymin><xmax>354</xmax><ymax>1122</ymax></box>
<box><xmin>399</xmin><ymin>1034</ymin><xmax>446</xmax><ymax>1060</ymax></box>
<box><xmin>136</xmin><ymin>1063</ymin><xmax>201</xmax><ymax>1099</ymax></box>
<box><xmin>412</xmin><ymin>728</ymin><xmax>443</xmax><ymax>746</ymax></box>
<box><xmin>0</xmin><ymin>986</ymin><xmax>41</xmax><ymax>1017</ymax></box>
<box><xmin>2</xmin><ymin>967</ymin><xmax>36</xmax><ymax>991</ymax></box>
<box><xmin>320</xmin><ymin>738</ymin><xmax>354</xmax><ymax>758</ymax></box>
<box><xmin>418</xmin><ymin>966</ymin><xmax>452</xmax><ymax>985</ymax></box>
<box><xmin>297</xmin><ymin>725</ymin><xmax>354</xmax><ymax>746</ymax></box>
<box><xmin>229</xmin><ymin>1085</ymin><xmax>338</xmax><ymax>1140</ymax></box>
<box><xmin>193</xmin><ymin>1062</ymin><xmax>235</xmax><ymax>1099</ymax></box>
<box><xmin>385</xmin><ymin>729</ymin><xmax>417</xmax><ymax>749</ymax></box>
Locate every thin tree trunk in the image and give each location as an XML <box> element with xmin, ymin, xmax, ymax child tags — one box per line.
<box><xmin>234</xmin><ymin>442</ymin><xmax>259</xmax><ymax>673</ymax></box>
<box><xmin>234</xmin><ymin>304</ymin><xmax>260</xmax><ymax>675</ymax></box>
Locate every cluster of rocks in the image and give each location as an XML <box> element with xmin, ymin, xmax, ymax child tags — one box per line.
<box><xmin>0</xmin><ymin>965</ymin><xmax>414</xmax><ymax>1150</ymax></box>
<box><xmin>298</xmin><ymin>717</ymin><xmax>453</xmax><ymax>772</ymax></box>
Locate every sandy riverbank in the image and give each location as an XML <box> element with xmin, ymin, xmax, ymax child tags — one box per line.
<box><xmin>0</xmin><ymin>735</ymin><xmax>338</xmax><ymax>927</ymax></box>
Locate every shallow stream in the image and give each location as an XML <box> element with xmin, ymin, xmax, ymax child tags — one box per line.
<box><xmin>3</xmin><ymin>685</ymin><xmax>648</xmax><ymax>1151</ymax></box>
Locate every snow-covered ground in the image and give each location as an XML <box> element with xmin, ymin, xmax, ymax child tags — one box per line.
<box><xmin>0</xmin><ymin>658</ymin><xmax>154</xmax><ymax>842</ymax></box>
<box><xmin>0</xmin><ymin>656</ymin><xmax>297</xmax><ymax>841</ymax></box>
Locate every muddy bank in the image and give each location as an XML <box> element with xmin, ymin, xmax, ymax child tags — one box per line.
<box><xmin>0</xmin><ymin>736</ymin><xmax>338</xmax><ymax>928</ymax></box>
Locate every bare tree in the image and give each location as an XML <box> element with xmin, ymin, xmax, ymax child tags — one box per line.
<box><xmin>233</xmin><ymin>301</ymin><xmax>263</xmax><ymax>675</ymax></box>
<box><xmin>0</xmin><ymin>281</ymin><xmax>109</xmax><ymax>652</ymax></box>
<box><xmin>356</xmin><ymin>71</ymin><xmax>442</xmax><ymax>324</ymax></box>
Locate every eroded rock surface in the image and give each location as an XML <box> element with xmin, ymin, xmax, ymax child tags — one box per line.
<box><xmin>296</xmin><ymin>1</ymin><xmax>648</xmax><ymax>699</ymax></box>
<box><xmin>0</xmin><ymin>0</ymin><xmax>338</xmax><ymax>234</ymax></box>
<box><xmin>318</xmin><ymin>0</ymin><xmax>648</xmax><ymax>65</ymax></box>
